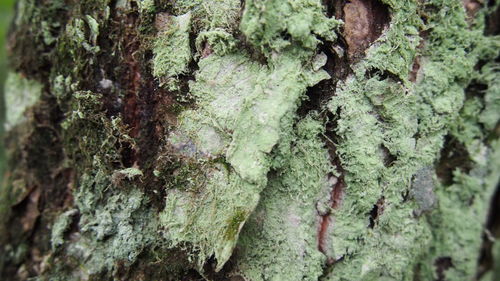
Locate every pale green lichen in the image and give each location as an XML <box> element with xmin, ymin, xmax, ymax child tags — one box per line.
<box><xmin>477</xmin><ymin>62</ymin><xmax>500</xmax><ymax>132</ymax></box>
<box><xmin>138</xmin><ymin>0</ymin><xmax>155</xmax><ymax>15</ymax></box>
<box><xmin>3</xmin><ymin>0</ymin><xmax>499</xmax><ymax>279</ymax></box>
<box><xmin>416</xmin><ymin>42</ymin><xmax>500</xmax><ymax>280</ymax></box>
<box><xmin>157</xmin><ymin>0</ymin><xmax>241</xmax><ymax>59</ymax></box>
<box><xmin>51</xmin><ymin>75</ymin><xmax>74</xmax><ymax>102</ymax></box>
<box><xmin>41</xmin><ymin>20</ymin><xmax>59</xmax><ymax>45</ymax></box>
<box><xmin>171</xmin><ymin>0</ymin><xmax>241</xmax><ymax>32</ymax></box>
<box><xmin>492</xmin><ymin>240</ymin><xmax>500</xmax><ymax>281</ymax></box>
<box><xmin>65</xmin><ymin>17</ymin><xmax>100</xmax><ymax>54</ymax></box>
<box><xmin>160</xmin><ymin>51</ymin><xmax>330</xmax><ymax>270</ymax></box>
<box><xmin>113</xmin><ymin>167</ymin><xmax>143</xmax><ymax>180</ymax></box>
<box><xmin>325</xmin><ymin>68</ymin><xmax>434</xmax><ymax>278</ymax></box>
<box><xmin>13</xmin><ymin>0</ymin><xmax>32</xmax><ymax>26</ymax></box>
<box><xmin>240</xmin><ymin>0</ymin><xmax>341</xmax><ymax>57</ymax></box>
<box><xmin>411</xmin><ymin>166</ymin><xmax>437</xmax><ymax>216</ymax></box>
<box><xmin>85</xmin><ymin>15</ymin><xmax>99</xmax><ymax>46</ymax></box>
<box><xmin>236</xmin><ymin>114</ymin><xmax>332</xmax><ymax>280</ymax></box>
<box><xmin>51</xmin><ymin>209</ymin><xmax>78</xmax><ymax>250</ymax></box>
<box><xmin>153</xmin><ymin>12</ymin><xmax>192</xmax><ymax>89</ymax></box>
<box><xmin>3</xmin><ymin>72</ymin><xmax>43</xmax><ymax>131</ymax></box>
<box><xmin>52</xmin><ymin>160</ymin><xmax>159</xmax><ymax>277</ymax></box>
<box><xmin>195</xmin><ymin>29</ymin><xmax>237</xmax><ymax>56</ymax></box>
<box><xmin>2</xmin><ymin>243</ymin><xmax>29</xmax><ymax>267</ymax></box>
<box><xmin>362</xmin><ymin>0</ymin><xmax>422</xmax><ymax>84</ymax></box>
<box><xmin>419</xmin><ymin>149</ymin><xmax>500</xmax><ymax>280</ymax></box>
<box><xmin>226</xmin><ymin>53</ymin><xmax>329</xmax><ymax>184</ymax></box>
<box><xmin>322</xmin><ymin>0</ymin><xmax>500</xmax><ymax>279</ymax></box>
<box><xmin>157</xmin><ymin>0</ymin><xmax>341</xmax><ymax>273</ymax></box>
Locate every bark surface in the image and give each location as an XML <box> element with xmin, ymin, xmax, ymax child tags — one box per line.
<box><xmin>0</xmin><ymin>0</ymin><xmax>499</xmax><ymax>280</ymax></box>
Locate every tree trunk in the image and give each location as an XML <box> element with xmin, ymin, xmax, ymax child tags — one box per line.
<box><xmin>1</xmin><ymin>0</ymin><xmax>499</xmax><ymax>280</ymax></box>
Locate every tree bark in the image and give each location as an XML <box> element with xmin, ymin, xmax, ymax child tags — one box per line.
<box><xmin>0</xmin><ymin>0</ymin><xmax>499</xmax><ymax>280</ymax></box>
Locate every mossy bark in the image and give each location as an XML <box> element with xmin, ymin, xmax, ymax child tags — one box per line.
<box><xmin>0</xmin><ymin>0</ymin><xmax>499</xmax><ymax>280</ymax></box>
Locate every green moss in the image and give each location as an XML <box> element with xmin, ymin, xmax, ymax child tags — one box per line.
<box><xmin>36</xmin><ymin>78</ymin><xmax>163</xmax><ymax>278</ymax></box>
<box><xmin>224</xmin><ymin>209</ymin><xmax>247</xmax><ymax>241</ymax></box>
<box><xmin>60</xmin><ymin>91</ymin><xmax>135</xmax><ymax>179</ymax></box>
<box><xmin>51</xmin><ymin>1</ymin><xmax>113</xmax><ymax>80</ymax></box>
<box><xmin>166</xmin><ymin>160</ymin><xmax>206</xmax><ymax>191</ymax></box>
<box><xmin>7</xmin><ymin>0</ymin><xmax>71</xmax><ymax>79</ymax></box>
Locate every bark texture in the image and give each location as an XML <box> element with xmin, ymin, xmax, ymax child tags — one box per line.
<box><xmin>0</xmin><ymin>0</ymin><xmax>499</xmax><ymax>280</ymax></box>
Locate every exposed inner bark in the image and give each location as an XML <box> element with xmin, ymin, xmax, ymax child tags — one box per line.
<box><xmin>342</xmin><ymin>0</ymin><xmax>390</xmax><ymax>60</ymax></box>
<box><xmin>308</xmin><ymin>0</ymin><xmax>390</xmax><ymax>264</ymax></box>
